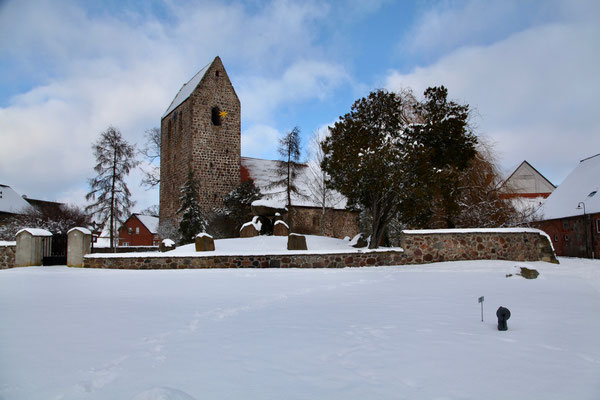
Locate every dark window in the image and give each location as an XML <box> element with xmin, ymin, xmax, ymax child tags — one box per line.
<box><xmin>215</xmin><ymin>70</ymin><xmax>220</xmax><ymax>77</ymax></box>
<box><xmin>564</xmin><ymin>234</ymin><xmax>569</xmax><ymax>241</ymax></box>
<box><xmin>554</xmin><ymin>234</ymin><xmax>558</xmax><ymax>242</ymax></box>
<box><xmin>211</xmin><ymin>106</ymin><xmax>222</xmax><ymax>126</ymax></box>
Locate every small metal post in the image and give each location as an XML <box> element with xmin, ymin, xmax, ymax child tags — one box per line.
<box><xmin>478</xmin><ymin>296</ymin><xmax>484</xmax><ymax>322</ymax></box>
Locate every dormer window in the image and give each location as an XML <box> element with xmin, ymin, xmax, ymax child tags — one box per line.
<box><xmin>211</xmin><ymin>106</ymin><xmax>222</xmax><ymax>126</ymax></box>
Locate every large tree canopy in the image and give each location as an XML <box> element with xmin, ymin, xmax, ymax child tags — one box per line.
<box><xmin>322</xmin><ymin>87</ymin><xmax>478</xmax><ymax>248</ymax></box>
<box><xmin>322</xmin><ymin>89</ymin><xmax>417</xmax><ymax>248</ymax></box>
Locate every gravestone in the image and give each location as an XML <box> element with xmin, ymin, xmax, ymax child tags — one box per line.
<box><xmin>195</xmin><ymin>233</ymin><xmax>215</xmax><ymax>252</ymax></box>
<box><xmin>287</xmin><ymin>233</ymin><xmax>307</xmax><ymax>250</ymax></box>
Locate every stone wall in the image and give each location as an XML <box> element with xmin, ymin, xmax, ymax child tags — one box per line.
<box><xmin>399</xmin><ymin>229</ymin><xmax>557</xmax><ymax>264</ymax></box>
<box><xmin>84</xmin><ymin>250</ymin><xmax>405</xmax><ymax>269</ymax></box>
<box><xmin>290</xmin><ymin>206</ymin><xmax>360</xmax><ymax>239</ymax></box>
<box><xmin>0</xmin><ymin>242</ymin><xmax>16</xmax><ymax>269</ymax></box>
<box><xmin>83</xmin><ymin>229</ymin><xmax>557</xmax><ymax>270</ymax></box>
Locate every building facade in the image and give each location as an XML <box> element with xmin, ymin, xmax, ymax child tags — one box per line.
<box><xmin>118</xmin><ymin>214</ymin><xmax>160</xmax><ymax>247</ymax></box>
<box><xmin>535</xmin><ymin>154</ymin><xmax>600</xmax><ymax>258</ymax></box>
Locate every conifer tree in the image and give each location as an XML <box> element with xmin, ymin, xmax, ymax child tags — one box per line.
<box><xmin>271</xmin><ymin>126</ymin><xmax>303</xmax><ymax>209</ymax></box>
<box><xmin>222</xmin><ymin>179</ymin><xmax>262</xmax><ymax>231</ymax></box>
<box><xmin>177</xmin><ymin>169</ymin><xmax>207</xmax><ymax>244</ymax></box>
<box><xmin>85</xmin><ymin>126</ymin><xmax>138</xmax><ymax>251</ymax></box>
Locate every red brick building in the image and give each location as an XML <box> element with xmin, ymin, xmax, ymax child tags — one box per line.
<box><xmin>118</xmin><ymin>214</ymin><xmax>160</xmax><ymax>247</ymax></box>
<box><xmin>535</xmin><ymin>154</ymin><xmax>600</xmax><ymax>258</ymax></box>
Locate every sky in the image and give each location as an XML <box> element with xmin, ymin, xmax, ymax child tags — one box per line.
<box><xmin>1</xmin><ymin>0</ymin><xmax>599</xmax><ymax>213</ymax></box>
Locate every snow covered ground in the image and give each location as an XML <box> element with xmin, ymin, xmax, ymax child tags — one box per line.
<box><xmin>1</xmin><ymin>258</ymin><xmax>599</xmax><ymax>400</ymax></box>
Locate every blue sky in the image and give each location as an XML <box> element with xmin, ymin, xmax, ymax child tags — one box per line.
<box><xmin>1</xmin><ymin>0</ymin><xmax>599</xmax><ymax>212</ymax></box>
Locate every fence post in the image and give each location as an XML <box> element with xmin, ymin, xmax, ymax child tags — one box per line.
<box><xmin>15</xmin><ymin>228</ymin><xmax>53</xmax><ymax>267</ymax></box>
<box><xmin>67</xmin><ymin>227</ymin><xmax>92</xmax><ymax>267</ymax></box>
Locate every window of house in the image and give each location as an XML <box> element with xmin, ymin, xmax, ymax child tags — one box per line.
<box><xmin>562</xmin><ymin>220</ymin><xmax>569</xmax><ymax>230</ymax></box>
<box><xmin>135</xmin><ymin>227</ymin><xmax>140</xmax><ymax>235</ymax></box>
<box><xmin>554</xmin><ymin>234</ymin><xmax>558</xmax><ymax>242</ymax></box>
<box><xmin>123</xmin><ymin>242</ymin><xmax>129</xmax><ymax>247</ymax></box>
<box><xmin>128</xmin><ymin>227</ymin><xmax>133</xmax><ymax>235</ymax></box>
<box><xmin>211</xmin><ymin>106</ymin><xmax>222</xmax><ymax>126</ymax></box>
<box><xmin>564</xmin><ymin>234</ymin><xmax>569</xmax><ymax>241</ymax></box>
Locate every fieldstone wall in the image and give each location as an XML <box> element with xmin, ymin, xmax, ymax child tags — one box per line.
<box><xmin>0</xmin><ymin>242</ymin><xmax>16</xmax><ymax>269</ymax></box>
<box><xmin>160</xmin><ymin>56</ymin><xmax>241</xmax><ymax>222</ymax></box>
<box><xmin>399</xmin><ymin>230</ymin><xmax>558</xmax><ymax>264</ymax></box>
<box><xmin>291</xmin><ymin>207</ymin><xmax>360</xmax><ymax>239</ymax></box>
<box><xmin>84</xmin><ymin>251</ymin><xmax>406</xmax><ymax>269</ymax></box>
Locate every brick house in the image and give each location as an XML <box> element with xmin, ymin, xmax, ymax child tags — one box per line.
<box><xmin>535</xmin><ymin>154</ymin><xmax>600</xmax><ymax>258</ymax></box>
<box><xmin>159</xmin><ymin>57</ymin><xmax>359</xmax><ymax>238</ymax></box>
<box><xmin>118</xmin><ymin>214</ymin><xmax>160</xmax><ymax>247</ymax></box>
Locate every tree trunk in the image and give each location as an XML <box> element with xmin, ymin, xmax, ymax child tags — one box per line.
<box><xmin>110</xmin><ymin>148</ymin><xmax>117</xmax><ymax>253</ymax></box>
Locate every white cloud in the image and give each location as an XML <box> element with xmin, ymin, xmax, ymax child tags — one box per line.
<box><xmin>387</xmin><ymin>17</ymin><xmax>600</xmax><ymax>185</ymax></box>
<box><xmin>0</xmin><ymin>0</ymin><xmax>344</xmax><ymax>208</ymax></box>
<box><xmin>241</xmin><ymin>124</ymin><xmax>281</xmax><ymax>159</ymax></box>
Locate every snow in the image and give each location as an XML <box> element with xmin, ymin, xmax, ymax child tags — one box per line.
<box><xmin>195</xmin><ymin>232</ymin><xmax>212</xmax><ymax>239</ymax></box>
<box><xmin>0</xmin><ymin>241</ymin><xmax>16</xmax><ymax>247</ymax></box>
<box><xmin>251</xmin><ymin>198</ymin><xmax>286</xmax><ymax>209</ymax></box>
<box><xmin>85</xmin><ymin>235</ymin><xmax>400</xmax><ymax>258</ymax></box>
<box><xmin>1</xmin><ymin>258</ymin><xmax>599</xmax><ymax>399</ymax></box>
<box><xmin>16</xmin><ymin>228</ymin><xmax>52</xmax><ymax>237</ymax></box>
<box><xmin>402</xmin><ymin>227</ymin><xmax>547</xmax><ymax>234</ymax></box>
<box><xmin>274</xmin><ymin>219</ymin><xmax>289</xmax><ymax>228</ymax></box>
<box><xmin>0</xmin><ymin>184</ymin><xmax>31</xmax><ymax>214</ymax></box>
<box><xmin>240</xmin><ymin>216</ymin><xmax>262</xmax><ymax>233</ymax></box>
<box><xmin>68</xmin><ymin>227</ymin><xmax>92</xmax><ymax>235</ymax></box>
<box><xmin>163</xmin><ymin>63</ymin><xmax>211</xmax><ymax>118</ymax></box>
<box><xmin>539</xmin><ymin>153</ymin><xmax>600</xmax><ymax>220</ymax></box>
<box><xmin>162</xmin><ymin>239</ymin><xmax>175</xmax><ymax>247</ymax></box>
<box><xmin>136</xmin><ymin>215</ymin><xmax>160</xmax><ymax>234</ymax></box>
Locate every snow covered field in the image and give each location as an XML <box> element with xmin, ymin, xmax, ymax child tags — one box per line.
<box><xmin>1</xmin><ymin>258</ymin><xmax>599</xmax><ymax>400</ymax></box>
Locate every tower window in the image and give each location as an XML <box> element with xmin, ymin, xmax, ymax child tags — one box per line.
<box><xmin>211</xmin><ymin>106</ymin><xmax>222</xmax><ymax>126</ymax></box>
<box><xmin>215</xmin><ymin>70</ymin><xmax>220</xmax><ymax>77</ymax></box>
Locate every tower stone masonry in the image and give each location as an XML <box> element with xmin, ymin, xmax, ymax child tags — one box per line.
<box><xmin>159</xmin><ymin>56</ymin><xmax>241</xmax><ymax>227</ymax></box>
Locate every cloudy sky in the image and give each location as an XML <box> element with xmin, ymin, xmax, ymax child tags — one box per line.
<box><xmin>1</xmin><ymin>0</ymin><xmax>599</xmax><ymax>212</ymax></box>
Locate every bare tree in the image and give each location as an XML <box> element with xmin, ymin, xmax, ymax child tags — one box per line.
<box><xmin>85</xmin><ymin>126</ymin><xmax>139</xmax><ymax>252</ymax></box>
<box><xmin>140</xmin><ymin>127</ymin><xmax>161</xmax><ymax>189</ymax></box>
<box><xmin>306</xmin><ymin>127</ymin><xmax>344</xmax><ymax>235</ymax></box>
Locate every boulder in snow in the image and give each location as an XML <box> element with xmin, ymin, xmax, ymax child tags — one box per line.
<box><xmin>160</xmin><ymin>239</ymin><xmax>176</xmax><ymax>252</ymax></box>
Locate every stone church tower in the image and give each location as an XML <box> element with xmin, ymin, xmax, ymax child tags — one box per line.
<box><xmin>159</xmin><ymin>56</ymin><xmax>241</xmax><ymax>227</ymax></box>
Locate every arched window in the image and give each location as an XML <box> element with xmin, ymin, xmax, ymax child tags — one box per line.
<box><xmin>211</xmin><ymin>106</ymin><xmax>222</xmax><ymax>126</ymax></box>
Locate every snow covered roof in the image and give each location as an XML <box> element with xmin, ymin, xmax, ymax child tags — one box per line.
<box><xmin>0</xmin><ymin>184</ymin><xmax>31</xmax><ymax>214</ymax></box>
<box><xmin>241</xmin><ymin>157</ymin><xmax>348</xmax><ymax>210</ymax></box>
<box><xmin>135</xmin><ymin>214</ymin><xmax>159</xmax><ymax>234</ymax></box>
<box><xmin>68</xmin><ymin>227</ymin><xmax>92</xmax><ymax>235</ymax></box>
<box><xmin>162</xmin><ymin>62</ymin><xmax>211</xmax><ymax>118</ymax></box>
<box><xmin>539</xmin><ymin>153</ymin><xmax>600</xmax><ymax>220</ymax></box>
<box><xmin>16</xmin><ymin>228</ymin><xmax>52</xmax><ymax>237</ymax></box>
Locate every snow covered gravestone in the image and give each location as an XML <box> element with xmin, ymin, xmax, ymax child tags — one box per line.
<box><xmin>240</xmin><ymin>216</ymin><xmax>261</xmax><ymax>238</ymax></box>
<box><xmin>287</xmin><ymin>233</ymin><xmax>307</xmax><ymax>250</ymax></box>
<box><xmin>67</xmin><ymin>227</ymin><xmax>92</xmax><ymax>267</ymax></box>
<box><xmin>195</xmin><ymin>233</ymin><xmax>215</xmax><ymax>252</ymax></box>
<box><xmin>273</xmin><ymin>219</ymin><xmax>289</xmax><ymax>236</ymax></box>
<box><xmin>160</xmin><ymin>239</ymin><xmax>176</xmax><ymax>252</ymax></box>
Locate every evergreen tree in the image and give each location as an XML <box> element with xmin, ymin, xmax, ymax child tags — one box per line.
<box><xmin>402</xmin><ymin>86</ymin><xmax>477</xmax><ymax>228</ymax></box>
<box><xmin>272</xmin><ymin>127</ymin><xmax>303</xmax><ymax>205</ymax></box>
<box><xmin>177</xmin><ymin>169</ymin><xmax>207</xmax><ymax>244</ymax></box>
<box><xmin>322</xmin><ymin>89</ymin><xmax>418</xmax><ymax>248</ymax></box>
<box><xmin>85</xmin><ymin>126</ymin><xmax>138</xmax><ymax>251</ymax></box>
<box><xmin>222</xmin><ymin>179</ymin><xmax>262</xmax><ymax>231</ymax></box>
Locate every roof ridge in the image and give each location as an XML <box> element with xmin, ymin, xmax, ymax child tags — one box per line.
<box><xmin>580</xmin><ymin>153</ymin><xmax>600</xmax><ymax>163</ymax></box>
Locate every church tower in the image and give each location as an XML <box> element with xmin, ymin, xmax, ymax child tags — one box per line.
<box><xmin>159</xmin><ymin>56</ymin><xmax>241</xmax><ymax>228</ymax></box>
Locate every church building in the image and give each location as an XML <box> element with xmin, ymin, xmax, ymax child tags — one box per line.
<box><xmin>159</xmin><ymin>57</ymin><xmax>358</xmax><ymax>238</ymax></box>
